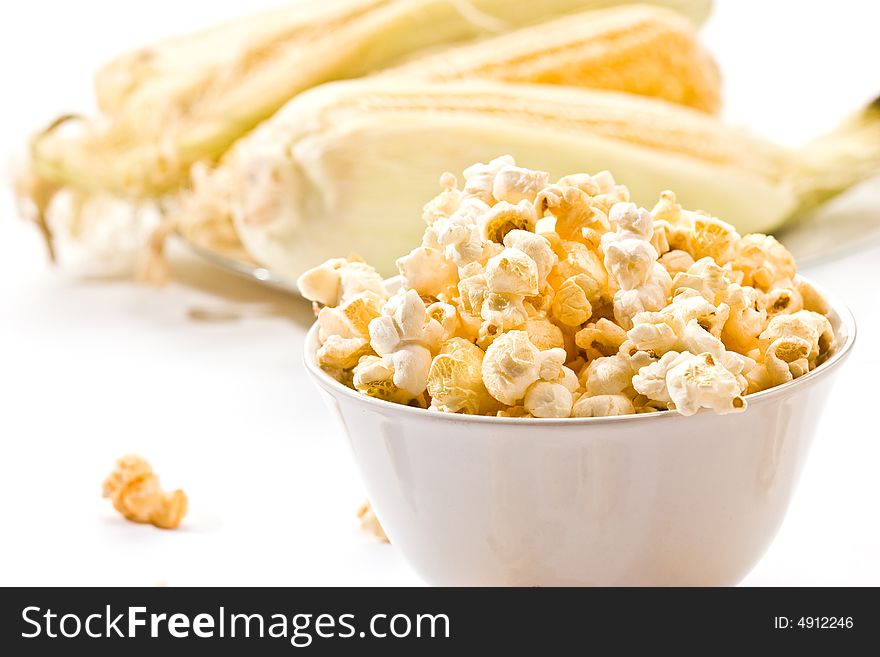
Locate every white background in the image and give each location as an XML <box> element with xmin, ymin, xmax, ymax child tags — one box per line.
<box><xmin>0</xmin><ymin>1</ymin><xmax>878</xmax><ymax>586</ymax></box>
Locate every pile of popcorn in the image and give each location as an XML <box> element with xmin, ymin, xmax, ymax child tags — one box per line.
<box><xmin>299</xmin><ymin>156</ymin><xmax>835</xmax><ymax>418</ymax></box>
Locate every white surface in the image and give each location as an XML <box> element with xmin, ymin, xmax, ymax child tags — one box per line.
<box><xmin>0</xmin><ymin>0</ymin><xmax>879</xmax><ymax>586</ymax></box>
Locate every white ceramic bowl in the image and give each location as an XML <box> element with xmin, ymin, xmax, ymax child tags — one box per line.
<box><xmin>304</xmin><ymin>280</ymin><xmax>855</xmax><ymax>586</ymax></box>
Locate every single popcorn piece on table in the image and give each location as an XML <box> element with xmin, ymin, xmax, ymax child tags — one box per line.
<box><xmin>305</xmin><ymin>156</ymin><xmax>836</xmax><ymax>419</ymax></box>
<box><xmin>102</xmin><ymin>455</ymin><xmax>187</xmax><ymax>530</ymax></box>
<box><xmin>357</xmin><ymin>501</ymin><xmax>389</xmax><ymax>543</ymax></box>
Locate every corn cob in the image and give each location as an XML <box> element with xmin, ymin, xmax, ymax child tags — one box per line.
<box><xmin>177</xmin><ymin>79</ymin><xmax>879</xmax><ymax>282</ymax></box>
<box><xmin>383</xmin><ymin>3</ymin><xmax>720</xmax><ymax>112</ymax></box>
<box><xmin>29</xmin><ymin>0</ymin><xmax>713</xmax><ymax>201</ymax></box>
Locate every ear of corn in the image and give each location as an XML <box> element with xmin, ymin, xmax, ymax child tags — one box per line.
<box><xmin>788</xmin><ymin>97</ymin><xmax>880</xmax><ymax>216</ymax></box>
<box><xmin>29</xmin><ymin>0</ymin><xmax>713</xmax><ymax>201</ymax></box>
<box><xmin>176</xmin><ymin>79</ymin><xmax>879</xmax><ymax>281</ymax></box>
<box><xmin>383</xmin><ymin>3</ymin><xmax>720</xmax><ymax>112</ymax></box>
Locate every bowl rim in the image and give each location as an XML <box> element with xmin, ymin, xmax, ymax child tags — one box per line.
<box><xmin>303</xmin><ymin>275</ymin><xmax>857</xmax><ymax>426</ymax></box>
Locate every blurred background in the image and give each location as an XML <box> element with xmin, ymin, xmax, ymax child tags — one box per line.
<box><xmin>0</xmin><ymin>0</ymin><xmax>878</xmax><ymax>585</ymax></box>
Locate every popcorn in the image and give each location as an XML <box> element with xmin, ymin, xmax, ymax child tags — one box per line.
<box><xmin>651</xmin><ymin>189</ymin><xmax>682</xmax><ymax>224</ymax></box>
<box><xmin>368</xmin><ymin>290</ymin><xmax>444</xmax><ymax>395</ymax></box>
<box><xmin>611</xmin><ymin>271</ymin><xmax>671</xmax><ymax>330</ymax></box>
<box><xmin>747</xmin><ymin>336</ymin><xmax>811</xmax><ymax>390</ymax></box>
<box><xmin>720</xmin><ymin>284</ymin><xmax>766</xmax><ymax>354</ymax></box>
<box><xmin>462</xmin><ymin>155</ymin><xmax>515</xmax><ymax>204</ymax></box>
<box><xmin>575</xmin><ymin>318</ymin><xmax>628</xmax><ymax>359</ymax></box>
<box><xmin>431</xmin><ymin>197</ymin><xmax>489</xmax><ymax>267</ymax></box>
<box><xmin>102</xmin><ymin>455</ymin><xmax>187</xmax><ymax>530</ymax></box>
<box><xmin>316</xmin><ymin>334</ymin><xmax>372</xmax><ymax>371</ymax></box>
<box><xmin>760</xmin><ymin>310</ymin><xmax>834</xmax><ymax>364</ymax></box>
<box><xmin>627</xmin><ymin>292</ymin><xmax>732</xmax><ymax>356</ymax></box>
<box><xmin>524</xmin><ymin>381</ymin><xmax>573</xmax><ymax>418</ymax></box>
<box><xmin>503</xmin><ymin>230</ymin><xmax>557</xmax><ymax>287</ymax></box>
<box><xmin>797</xmin><ymin>279</ymin><xmax>830</xmax><ymax>315</ymax></box>
<box><xmin>481</xmin><ymin>330</ymin><xmax>566</xmax><ymax>405</ymax></box>
<box><xmin>296</xmin><ymin>256</ymin><xmax>386</xmax><ymax>307</ymax></box>
<box><xmin>485</xmin><ymin>248</ymin><xmax>539</xmax><ymax>295</ymax></box>
<box><xmin>582</xmin><ymin>170</ymin><xmax>630</xmax><ymax>215</ymax></box>
<box><xmin>481</xmin><ymin>291</ymin><xmax>530</xmax><ymax>336</ymax></box>
<box><xmin>551</xmin><ymin>240</ymin><xmax>608</xmax><ymax>293</ymax></box>
<box><xmin>357</xmin><ymin>501</ymin><xmax>389</xmax><ymax>543</ymax></box>
<box><xmin>671</xmin><ymin>257</ymin><xmax>732</xmax><ymax>304</ymax></box>
<box><xmin>479</xmin><ymin>200</ymin><xmax>538</xmax><ymax>243</ymax></box>
<box><xmin>353</xmin><ymin>355</ymin><xmax>423</xmax><ymax>405</ymax></box>
<box><xmin>396</xmin><ymin>246</ymin><xmax>457</xmax><ymax>298</ymax></box>
<box><xmin>731</xmin><ymin>234</ymin><xmax>797</xmax><ymax>290</ymax></box>
<box><xmin>305</xmin><ymin>158</ymin><xmax>836</xmax><ymax>419</ymax></box>
<box><xmin>426</xmin><ymin>301</ymin><xmax>460</xmax><ymax>342</ymax></box>
<box><xmin>492</xmin><ymin>164</ymin><xmax>550</xmax><ymax>204</ymax></box>
<box><xmin>523</xmin><ymin>316</ymin><xmax>565</xmax><ymax>351</ymax></box>
<box><xmin>633</xmin><ymin>351</ymin><xmax>746</xmax><ymax>415</ymax></box>
<box><xmin>427</xmin><ymin>338</ymin><xmax>494</xmax><ymax>414</ymax></box>
<box><xmin>315</xmin><ymin>291</ymin><xmax>385</xmax><ymax>370</ymax></box>
<box><xmin>659</xmin><ymin>248</ymin><xmax>695</xmax><ymax>275</ymax></box>
<box><xmin>689</xmin><ymin>214</ymin><xmax>740</xmax><ymax>265</ymax></box>
<box><xmin>762</xmin><ymin>285</ymin><xmax>804</xmax><ymax>317</ymax></box>
<box><xmin>535</xmin><ymin>181</ymin><xmax>610</xmax><ymax>241</ymax></box>
<box><xmin>571</xmin><ymin>394</ymin><xmax>635</xmax><ymax>417</ymax></box>
<box><xmin>652</xmin><ymin>191</ymin><xmax>740</xmax><ymax>265</ymax></box>
<box><xmin>551</xmin><ymin>276</ymin><xmax>594</xmax><ymax>327</ymax></box>
<box><xmin>422</xmin><ymin>172</ymin><xmax>462</xmax><ymax>226</ymax></box>
<box><xmin>582</xmin><ymin>355</ymin><xmax>632</xmax><ymax>396</ymax></box>
<box><xmin>602</xmin><ymin>202</ymin><xmax>671</xmax><ymax>329</ymax></box>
